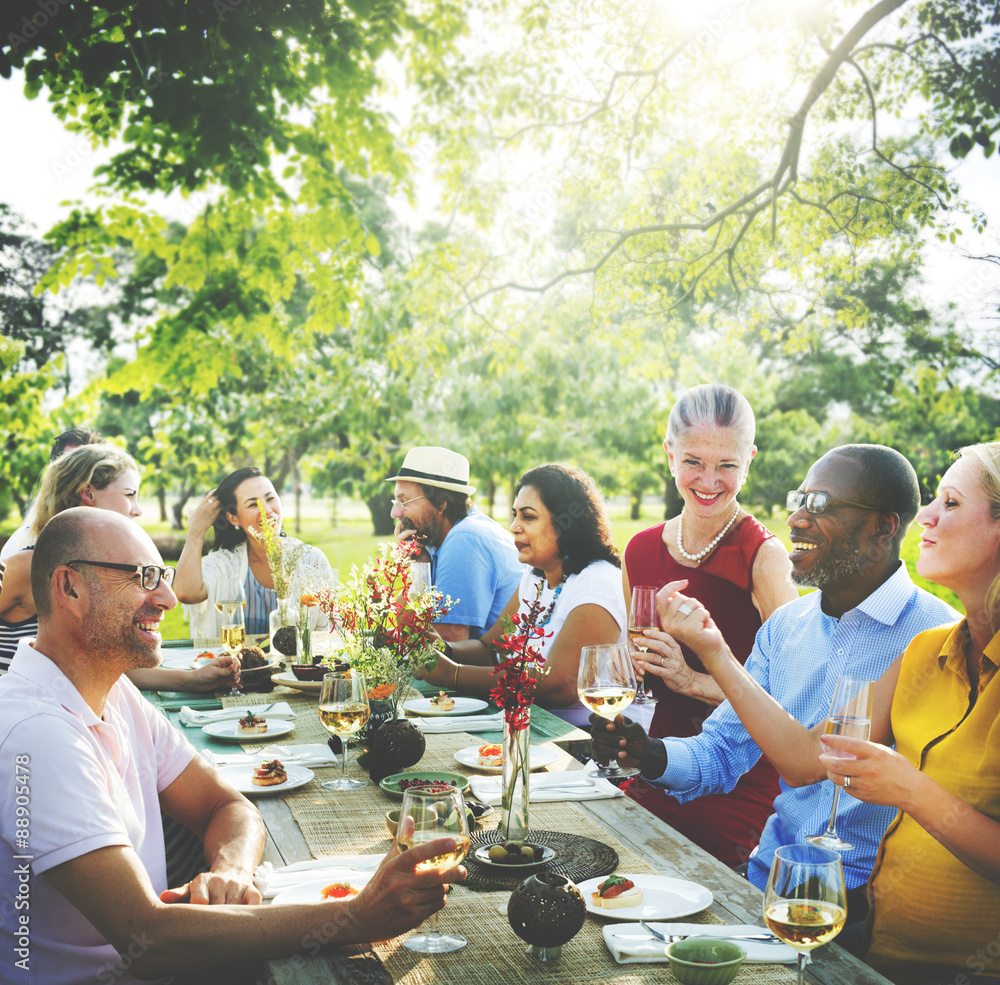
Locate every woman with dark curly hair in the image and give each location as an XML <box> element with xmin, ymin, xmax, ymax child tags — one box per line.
<box><xmin>418</xmin><ymin>463</ymin><xmax>625</xmax><ymax>723</ymax></box>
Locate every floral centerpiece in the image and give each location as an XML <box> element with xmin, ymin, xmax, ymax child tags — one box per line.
<box><xmin>251</xmin><ymin>499</ymin><xmax>309</xmax><ymax>657</ymax></box>
<box><xmin>490</xmin><ymin>582</ymin><xmax>552</xmax><ymax>840</ymax></box>
<box><xmin>315</xmin><ymin>539</ymin><xmax>454</xmax><ymax>716</ymax></box>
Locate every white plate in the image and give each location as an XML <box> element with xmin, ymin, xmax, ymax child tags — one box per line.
<box><xmin>271</xmin><ymin>671</ymin><xmax>326</xmax><ymax>694</ymax></box>
<box><xmin>216</xmin><ymin>763</ymin><xmax>314</xmax><ymax>796</ymax></box>
<box><xmin>577</xmin><ymin>874</ymin><xmax>713</xmax><ymax>921</ymax></box>
<box><xmin>270</xmin><ymin>873</ymin><xmax>374</xmax><ymax>906</ymax></box>
<box><xmin>403</xmin><ymin>697</ymin><xmax>489</xmax><ymax>717</ymax></box>
<box><xmin>454</xmin><ymin>744</ymin><xmax>559</xmax><ymax>773</ymax></box>
<box><xmin>201</xmin><ymin>719</ymin><xmax>296</xmax><ymax>743</ymax></box>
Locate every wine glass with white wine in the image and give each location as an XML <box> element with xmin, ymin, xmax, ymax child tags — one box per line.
<box><xmin>764</xmin><ymin>844</ymin><xmax>847</xmax><ymax>985</ymax></box>
<box><xmin>218</xmin><ymin>577</ymin><xmax>247</xmax><ymax>696</ymax></box>
<box><xmin>627</xmin><ymin>585</ymin><xmax>659</xmax><ymax>706</ymax></box>
<box><xmin>318</xmin><ymin>672</ymin><xmax>371</xmax><ymax>791</ymax></box>
<box><xmin>578</xmin><ymin>642</ymin><xmax>639</xmax><ymax>779</ymax></box>
<box><xmin>807</xmin><ymin>675</ymin><xmax>874</xmax><ymax>851</ymax></box>
<box><xmin>396</xmin><ymin>786</ymin><xmax>471</xmax><ymax>953</ymax></box>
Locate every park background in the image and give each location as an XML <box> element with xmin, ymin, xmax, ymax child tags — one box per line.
<box><xmin>1</xmin><ymin>0</ymin><xmax>996</xmax><ymax>637</ymax></box>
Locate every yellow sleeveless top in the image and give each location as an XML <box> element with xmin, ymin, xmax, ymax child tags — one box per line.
<box><xmin>866</xmin><ymin>621</ymin><xmax>1000</xmax><ymax>982</ymax></box>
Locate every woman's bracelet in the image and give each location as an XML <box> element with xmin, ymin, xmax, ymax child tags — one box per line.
<box><xmin>453</xmin><ymin>664</ymin><xmax>460</xmax><ymax>689</ymax></box>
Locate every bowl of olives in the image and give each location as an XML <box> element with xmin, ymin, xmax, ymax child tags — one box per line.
<box><xmin>473</xmin><ymin>840</ymin><xmax>556</xmax><ymax>873</ymax></box>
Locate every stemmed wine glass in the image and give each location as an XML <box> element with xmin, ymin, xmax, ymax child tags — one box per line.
<box><xmin>408</xmin><ymin>561</ymin><xmax>432</xmax><ymax>599</ymax></box>
<box><xmin>627</xmin><ymin>585</ymin><xmax>659</xmax><ymax>705</ymax></box>
<box><xmin>764</xmin><ymin>844</ymin><xmax>847</xmax><ymax>985</ymax></box>
<box><xmin>219</xmin><ymin>577</ymin><xmax>247</xmax><ymax>696</ymax></box>
<box><xmin>807</xmin><ymin>676</ymin><xmax>874</xmax><ymax>851</ymax></box>
<box><xmin>396</xmin><ymin>786</ymin><xmax>471</xmax><ymax>953</ymax></box>
<box><xmin>578</xmin><ymin>643</ymin><xmax>639</xmax><ymax>779</ymax></box>
<box><xmin>318</xmin><ymin>673</ymin><xmax>371</xmax><ymax>791</ymax></box>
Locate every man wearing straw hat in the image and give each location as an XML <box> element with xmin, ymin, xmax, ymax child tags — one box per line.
<box><xmin>387</xmin><ymin>446</ymin><xmax>521</xmax><ymax>642</ymax></box>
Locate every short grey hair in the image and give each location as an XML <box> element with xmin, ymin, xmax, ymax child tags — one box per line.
<box><xmin>665</xmin><ymin>384</ymin><xmax>756</xmax><ymax>451</ymax></box>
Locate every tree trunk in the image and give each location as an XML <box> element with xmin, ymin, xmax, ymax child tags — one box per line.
<box><xmin>366</xmin><ymin>492</ymin><xmax>396</xmax><ymax>536</ymax></box>
<box><xmin>486</xmin><ymin>477</ymin><xmax>496</xmax><ymax>518</ymax></box>
<box><xmin>292</xmin><ymin>457</ymin><xmax>302</xmax><ymax>535</ymax></box>
<box><xmin>157</xmin><ymin>487</ymin><xmax>167</xmax><ymax>524</ymax></box>
<box><xmin>664</xmin><ymin>474</ymin><xmax>683</xmax><ymax>520</ymax></box>
<box><xmin>172</xmin><ymin>485</ymin><xmax>195</xmax><ymax>530</ymax></box>
<box><xmin>630</xmin><ymin>488</ymin><xmax>642</xmax><ymax>521</ymax></box>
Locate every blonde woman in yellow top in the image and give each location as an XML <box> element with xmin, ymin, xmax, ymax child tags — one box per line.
<box><xmin>651</xmin><ymin>441</ymin><xmax>1000</xmax><ymax>985</ymax></box>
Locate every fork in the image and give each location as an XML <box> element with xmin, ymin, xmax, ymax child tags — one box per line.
<box><xmin>639</xmin><ymin>920</ymin><xmax>782</xmax><ymax>944</ymax></box>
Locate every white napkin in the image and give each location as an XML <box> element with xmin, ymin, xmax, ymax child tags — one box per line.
<box><xmin>603</xmin><ymin>923</ymin><xmax>798</xmax><ymax>964</ymax></box>
<box><xmin>410</xmin><ymin>712</ymin><xmax>504</xmax><ymax>734</ymax></box>
<box><xmin>159</xmin><ymin>647</ymin><xmax>208</xmax><ymax>669</ymax></box>
<box><xmin>469</xmin><ymin>772</ymin><xmax>623</xmax><ymax>804</ymax></box>
<box><xmin>253</xmin><ymin>855</ymin><xmax>383</xmax><ymax>898</ymax></box>
<box><xmin>207</xmin><ymin>744</ymin><xmax>339</xmax><ymax>767</ymax></box>
<box><xmin>179</xmin><ymin>702</ymin><xmax>297</xmax><ymax>726</ymax></box>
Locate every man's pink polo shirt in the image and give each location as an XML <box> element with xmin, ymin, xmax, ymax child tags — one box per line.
<box><xmin>0</xmin><ymin>639</ymin><xmax>195</xmax><ymax>985</ymax></box>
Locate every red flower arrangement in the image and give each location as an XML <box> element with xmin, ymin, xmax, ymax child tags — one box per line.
<box><xmin>490</xmin><ymin>582</ymin><xmax>553</xmax><ymax>732</ymax></box>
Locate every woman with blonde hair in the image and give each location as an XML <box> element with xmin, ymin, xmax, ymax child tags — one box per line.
<box><xmin>0</xmin><ymin>446</ymin><xmax>238</xmax><ymax>692</ymax></box>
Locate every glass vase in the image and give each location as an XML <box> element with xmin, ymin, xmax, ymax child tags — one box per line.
<box><xmin>269</xmin><ymin>597</ymin><xmax>298</xmax><ymax>662</ymax></box>
<box><xmin>501</xmin><ymin>708</ymin><xmax>531</xmax><ymax>841</ymax></box>
<box><xmin>297</xmin><ymin>601</ymin><xmax>313</xmax><ymax>662</ymax></box>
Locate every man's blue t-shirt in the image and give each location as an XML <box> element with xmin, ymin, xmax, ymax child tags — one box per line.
<box><xmin>428</xmin><ymin>509</ymin><xmax>522</xmax><ymax>638</ymax></box>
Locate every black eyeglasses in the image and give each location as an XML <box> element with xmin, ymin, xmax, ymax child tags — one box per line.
<box><xmin>785</xmin><ymin>490</ymin><xmax>886</xmax><ymax>515</ymax></box>
<box><xmin>67</xmin><ymin>560</ymin><xmax>175</xmax><ymax>591</ymax></box>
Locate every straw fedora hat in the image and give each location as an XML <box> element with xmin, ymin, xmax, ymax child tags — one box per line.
<box><xmin>385</xmin><ymin>447</ymin><xmax>476</xmax><ymax>495</ymax></box>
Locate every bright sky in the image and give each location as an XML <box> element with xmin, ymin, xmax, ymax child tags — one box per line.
<box><xmin>2</xmin><ymin>47</ymin><xmax>997</xmax><ymax>324</ymax></box>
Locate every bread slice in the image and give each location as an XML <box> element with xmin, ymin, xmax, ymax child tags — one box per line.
<box><xmin>238</xmin><ymin>715</ymin><xmax>267</xmax><ymax>735</ymax></box>
<box><xmin>252</xmin><ymin>760</ymin><xmax>287</xmax><ymax>786</ymax></box>
<box><xmin>597</xmin><ymin>886</ymin><xmax>643</xmax><ymax>908</ymax></box>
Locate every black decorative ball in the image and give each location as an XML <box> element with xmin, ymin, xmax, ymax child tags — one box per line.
<box><xmin>365</xmin><ymin>719</ymin><xmax>426</xmax><ymax>781</ymax></box>
<box><xmin>271</xmin><ymin>626</ymin><xmax>298</xmax><ymax>656</ymax></box>
<box><xmin>507</xmin><ymin>872</ymin><xmax>586</xmax><ymax>947</ymax></box>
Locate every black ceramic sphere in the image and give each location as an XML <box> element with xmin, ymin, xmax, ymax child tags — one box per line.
<box><xmin>507</xmin><ymin>872</ymin><xmax>587</xmax><ymax>947</ymax></box>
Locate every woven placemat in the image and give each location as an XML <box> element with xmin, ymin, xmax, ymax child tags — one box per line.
<box><xmin>465</xmin><ymin>828</ymin><xmax>618</xmax><ymax>892</ymax></box>
<box><xmin>373</xmin><ymin>886</ymin><xmax>798</xmax><ymax>985</ymax></box>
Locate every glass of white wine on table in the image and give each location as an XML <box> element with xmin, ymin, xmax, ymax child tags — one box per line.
<box><xmin>764</xmin><ymin>844</ymin><xmax>847</xmax><ymax>985</ymax></box>
<box><xmin>578</xmin><ymin>642</ymin><xmax>640</xmax><ymax>779</ymax></box>
<box><xmin>218</xmin><ymin>579</ymin><xmax>247</xmax><ymax>697</ymax></box>
<box><xmin>807</xmin><ymin>675</ymin><xmax>874</xmax><ymax>851</ymax></box>
<box><xmin>396</xmin><ymin>786</ymin><xmax>471</xmax><ymax>953</ymax></box>
<box><xmin>318</xmin><ymin>672</ymin><xmax>371</xmax><ymax>791</ymax></box>
<box><xmin>628</xmin><ymin>585</ymin><xmax>659</xmax><ymax>705</ymax></box>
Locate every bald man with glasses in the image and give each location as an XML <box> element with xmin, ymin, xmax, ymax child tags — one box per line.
<box><xmin>0</xmin><ymin>509</ymin><xmax>465</xmax><ymax>984</ymax></box>
<box><xmin>593</xmin><ymin>444</ymin><xmax>958</xmax><ymax>926</ymax></box>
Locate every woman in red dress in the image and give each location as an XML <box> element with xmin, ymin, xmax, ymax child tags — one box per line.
<box><xmin>623</xmin><ymin>384</ymin><xmax>797</xmax><ymax>866</ymax></box>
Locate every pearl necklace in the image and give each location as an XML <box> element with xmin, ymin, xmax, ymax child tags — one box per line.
<box><xmin>677</xmin><ymin>504</ymin><xmax>740</xmax><ymax>563</ymax></box>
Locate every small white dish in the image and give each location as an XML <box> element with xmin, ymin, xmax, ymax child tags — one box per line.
<box><xmin>453</xmin><ymin>744</ymin><xmax>559</xmax><ymax>773</ymax></box>
<box><xmin>270</xmin><ymin>873</ymin><xmax>374</xmax><ymax>905</ymax></box>
<box><xmin>577</xmin><ymin>874</ymin><xmax>713</xmax><ymax>921</ymax></box>
<box><xmin>271</xmin><ymin>671</ymin><xmax>325</xmax><ymax>694</ymax></box>
<box><xmin>216</xmin><ymin>763</ymin><xmax>314</xmax><ymax>796</ymax></box>
<box><xmin>403</xmin><ymin>697</ymin><xmax>489</xmax><ymax>717</ymax></box>
<box><xmin>201</xmin><ymin>719</ymin><xmax>296</xmax><ymax>743</ymax></box>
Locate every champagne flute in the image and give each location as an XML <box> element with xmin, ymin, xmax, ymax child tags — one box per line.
<box><xmin>628</xmin><ymin>585</ymin><xmax>659</xmax><ymax>705</ymax></box>
<box><xmin>396</xmin><ymin>786</ymin><xmax>470</xmax><ymax>953</ymax></box>
<box><xmin>764</xmin><ymin>844</ymin><xmax>847</xmax><ymax>985</ymax></box>
<box><xmin>219</xmin><ymin>586</ymin><xmax>246</xmax><ymax>697</ymax></box>
<box><xmin>318</xmin><ymin>672</ymin><xmax>371</xmax><ymax>791</ymax></box>
<box><xmin>807</xmin><ymin>676</ymin><xmax>874</xmax><ymax>851</ymax></box>
<box><xmin>578</xmin><ymin>643</ymin><xmax>640</xmax><ymax>779</ymax></box>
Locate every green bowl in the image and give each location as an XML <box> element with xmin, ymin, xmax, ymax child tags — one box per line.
<box><xmin>666</xmin><ymin>937</ymin><xmax>746</xmax><ymax>985</ymax></box>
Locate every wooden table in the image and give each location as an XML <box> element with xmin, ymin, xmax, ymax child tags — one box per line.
<box><xmin>150</xmin><ymin>677</ymin><xmax>890</xmax><ymax>985</ymax></box>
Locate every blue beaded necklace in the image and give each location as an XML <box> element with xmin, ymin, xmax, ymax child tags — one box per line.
<box><xmin>536</xmin><ymin>575</ymin><xmax>567</xmax><ymax>628</ymax></box>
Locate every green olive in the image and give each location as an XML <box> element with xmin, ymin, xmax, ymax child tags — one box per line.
<box><xmin>488</xmin><ymin>845</ymin><xmax>509</xmax><ymax>862</ymax></box>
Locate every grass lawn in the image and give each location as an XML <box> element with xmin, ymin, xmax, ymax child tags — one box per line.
<box><xmin>130</xmin><ymin>495</ymin><xmax>959</xmax><ymax>641</ymax></box>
